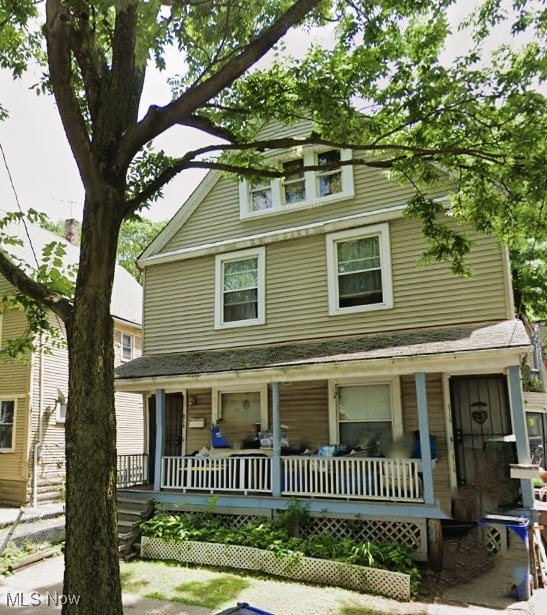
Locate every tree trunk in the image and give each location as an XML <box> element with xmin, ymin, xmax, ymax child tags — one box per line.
<box><xmin>62</xmin><ymin>196</ymin><xmax>123</xmax><ymax>614</ymax></box>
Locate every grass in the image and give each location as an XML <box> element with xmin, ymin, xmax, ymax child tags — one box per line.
<box><xmin>120</xmin><ymin>559</ymin><xmax>250</xmax><ymax>609</ymax></box>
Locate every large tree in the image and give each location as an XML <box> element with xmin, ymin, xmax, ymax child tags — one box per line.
<box><xmin>0</xmin><ymin>0</ymin><xmax>545</xmax><ymax>612</ymax></box>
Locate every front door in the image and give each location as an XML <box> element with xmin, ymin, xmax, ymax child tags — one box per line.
<box><xmin>148</xmin><ymin>393</ymin><xmax>185</xmax><ymax>482</ymax></box>
<box><xmin>450</xmin><ymin>375</ymin><xmax>518</xmax><ymax>518</ymax></box>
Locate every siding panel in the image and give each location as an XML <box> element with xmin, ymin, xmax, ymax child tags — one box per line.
<box><xmin>161</xmin><ymin>165</ymin><xmax>449</xmax><ymax>253</ymax></box>
<box><xmin>401</xmin><ymin>374</ymin><xmax>451</xmax><ymax>515</ymax></box>
<box><xmin>144</xmin><ymin>217</ymin><xmax>510</xmax><ymax>353</ymax></box>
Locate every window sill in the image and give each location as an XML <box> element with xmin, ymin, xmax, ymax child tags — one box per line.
<box><xmin>214</xmin><ymin>318</ymin><xmax>266</xmax><ymax>330</ymax></box>
<box><xmin>241</xmin><ymin>191</ymin><xmax>354</xmax><ymax>220</ymax></box>
<box><xmin>328</xmin><ymin>301</ymin><xmax>394</xmax><ymax>316</ymax></box>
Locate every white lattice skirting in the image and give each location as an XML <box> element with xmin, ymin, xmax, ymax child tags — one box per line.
<box><xmin>140</xmin><ymin>537</ymin><xmax>411</xmax><ymax>601</ymax></box>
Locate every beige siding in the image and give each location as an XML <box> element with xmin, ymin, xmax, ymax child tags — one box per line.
<box><xmin>401</xmin><ymin>374</ymin><xmax>451</xmax><ymax>515</ymax></box>
<box><xmin>144</xmin><ymin>216</ymin><xmax>510</xmax><ymax>353</ymax></box>
<box><xmin>114</xmin><ymin>324</ymin><xmax>145</xmax><ymax>455</ymax></box>
<box><xmin>161</xmin><ymin>165</ymin><xmax>448</xmax><ymax>253</ymax></box>
<box><xmin>275</xmin><ymin>381</ymin><xmax>329</xmax><ymax>452</ymax></box>
<box><xmin>0</xmin><ymin>294</ymin><xmax>32</xmax><ymax>503</ymax></box>
<box><xmin>28</xmin><ymin>321</ymin><xmax>69</xmax><ymax>504</ymax></box>
<box><xmin>185</xmin><ymin>389</ymin><xmax>212</xmax><ymax>454</ymax></box>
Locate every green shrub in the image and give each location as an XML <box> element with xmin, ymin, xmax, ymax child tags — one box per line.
<box><xmin>141</xmin><ymin>510</ymin><xmax>421</xmax><ymax>594</ymax></box>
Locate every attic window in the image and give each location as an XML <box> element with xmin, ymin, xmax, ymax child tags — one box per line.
<box><xmin>239</xmin><ymin>148</ymin><xmax>353</xmax><ymax>219</ymax></box>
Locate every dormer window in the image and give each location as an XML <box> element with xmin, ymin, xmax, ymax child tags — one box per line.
<box><xmin>282</xmin><ymin>158</ymin><xmax>306</xmax><ymax>204</ymax></box>
<box><xmin>317</xmin><ymin>149</ymin><xmax>342</xmax><ymax>196</ymax></box>
<box><xmin>240</xmin><ymin>148</ymin><xmax>353</xmax><ymax>219</ymax></box>
<box><xmin>250</xmin><ymin>182</ymin><xmax>273</xmax><ymax>212</ymax></box>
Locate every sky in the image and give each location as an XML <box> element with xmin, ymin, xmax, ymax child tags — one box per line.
<box><xmin>0</xmin><ymin>2</ymin><xmax>538</xmax><ymax>225</ymax></box>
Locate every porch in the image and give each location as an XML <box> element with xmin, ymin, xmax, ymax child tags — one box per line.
<box><xmin>161</xmin><ymin>454</ymin><xmax>423</xmax><ymax>501</ymax></box>
<box><xmin>117</xmin><ymin>452</ymin><xmax>424</xmax><ymax>502</ymax></box>
<box><xmin>115</xmin><ymin>321</ymin><xmax>534</xmax><ymax>522</ymax></box>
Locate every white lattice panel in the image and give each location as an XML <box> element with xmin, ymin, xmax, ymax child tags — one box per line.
<box><xmin>141</xmin><ymin>537</ymin><xmax>410</xmax><ymax>601</ymax></box>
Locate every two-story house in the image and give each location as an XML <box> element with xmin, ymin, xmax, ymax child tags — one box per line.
<box><xmin>0</xmin><ymin>218</ymin><xmax>145</xmax><ymax>506</ymax></box>
<box><xmin>115</xmin><ymin>125</ymin><xmax>533</xmax><ymax>562</ymax></box>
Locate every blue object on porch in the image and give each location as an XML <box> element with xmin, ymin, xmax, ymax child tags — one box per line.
<box><xmin>215</xmin><ymin>602</ymin><xmax>274</xmax><ymax>614</ymax></box>
<box><xmin>211</xmin><ymin>426</ymin><xmax>230</xmax><ymax>448</ymax></box>
<box><xmin>318</xmin><ymin>444</ymin><xmax>339</xmax><ymax>457</ymax></box>
<box><xmin>410</xmin><ymin>435</ymin><xmax>437</xmax><ymax>460</ymax></box>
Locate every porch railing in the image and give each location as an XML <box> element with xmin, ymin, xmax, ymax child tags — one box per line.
<box><xmin>282</xmin><ymin>457</ymin><xmax>423</xmax><ymax>502</ymax></box>
<box><xmin>161</xmin><ymin>455</ymin><xmax>423</xmax><ymax>502</ymax></box>
<box><xmin>117</xmin><ymin>453</ymin><xmax>148</xmax><ymax>488</ymax></box>
<box><xmin>162</xmin><ymin>455</ymin><xmax>271</xmax><ymax>494</ymax></box>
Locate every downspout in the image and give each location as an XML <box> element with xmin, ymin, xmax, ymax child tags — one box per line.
<box><xmin>33</xmin><ymin>334</ymin><xmax>44</xmax><ymax>508</ymax></box>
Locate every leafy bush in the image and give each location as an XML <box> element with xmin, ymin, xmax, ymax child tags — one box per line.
<box><xmin>141</xmin><ymin>509</ymin><xmax>421</xmax><ymax>593</ymax></box>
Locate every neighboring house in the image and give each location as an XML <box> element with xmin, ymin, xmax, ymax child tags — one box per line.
<box><xmin>0</xmin><ymin>219</ymin><xmax>144</xmax><ymax>506</ymax></box>
<box><xmin>115</xmin><ymin>124</ymin><xmax>535</xmax><ymax>562</ymax></box>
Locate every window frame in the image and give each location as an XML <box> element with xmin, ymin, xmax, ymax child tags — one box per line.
<box><xmin>121</xmin><ymin>333</ymin><xmax>134</xmax><ymax>362</ymax></box>
<box><xmin>328</xmin><ymin>378</ymin><xmax>403</xmax><ymax>451</ymax></box>
<box><xmin>0</xmin><ymin>398</ymin><xmax>17</xmax><ymax>453</ymax></box>
<box><xmin>212</xmin><ymin>384</ymin><xmax>269</xmax><ymax>432</ymax></box>
<box><xmin>326</xmin><ymin>223</ymin><xmax>393</xmax><ymax>316</ymax></box>
<box><xmin>239</xmin><ymin>148</ymin><xmax>354</xmax><ymax>219</ymax></box>
<box><xmin>214</xmin><ymin>247</ymin><xmax>266</xmax><ymax>330</ymax></box>
<box><xmin>56</xmin><ymin>400</ymin><xmax>68</xmax><ymax>424</ymax></box>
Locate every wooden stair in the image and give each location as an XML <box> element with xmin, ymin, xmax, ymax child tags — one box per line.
<box><xmin>117</xmin><ymin>496</ymin><xmax>154</xmax><ymax>558</ymax></box>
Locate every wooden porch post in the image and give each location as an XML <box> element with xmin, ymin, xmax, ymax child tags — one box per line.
<box><xmin>272</xmin><ymin>382</ymin><xmax>281</xmax><ymax>497</ymax></box>
<box><xmin>507</xmin><ymin>365</ymin><xmax>534</xmax><ymax>510</ymax></box>
<box><xmin>415</xmin><ymin>372</ymin><xmax>435</xmax><ymax>505</ymax></box>
<box><xmin>154</xmin><ymin>388</ymin><xmax>165</xmax><ymax>491</ymax></box>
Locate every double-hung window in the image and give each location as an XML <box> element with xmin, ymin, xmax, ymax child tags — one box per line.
<box><xmin>326</xmin><ymin>224</ymin><xmax>393</xmax><ymax>315</ymax></box>
<box><xmin>240</xmin><ymin>148</ymin><xmax>353</xmax><ymax>218</ymax></box>
<box><xmin>121</xmin><ymin>333</ymin><xmax>134</xmax><ymax>361</ymax></box>
<box><xmin>333</xmin><ymin>380</ymin><xmax>402</xmax><ymax>457</ymax></box>
<box><xmin>0</xmin><ymin>399</ymin><xmax>15</xmax><ymax>452</ymax></box>
<box><xmin>215</xmin><ymin>248</ymin><xmax>265</xmax><ymax>329</ymax></box>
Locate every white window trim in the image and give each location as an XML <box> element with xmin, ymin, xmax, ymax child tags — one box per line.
<box><xmin>56</xmin><ymin>400</ymin><xmax>67</xmax><ymax>424</ymax></box>
<box><xmin>212</xmin><ymin>384</ymin><xmax>269</xmax><ymax>432</ymax></box>
<box><xmin>0</xmin><ymin>397</ymin><xmax>17</xmax><ymax>453</ymax></box>
<box><xmin>121</xmin><ymin>333</ymin><xmax>134</xmax><ymax>362</ymax></box>
<box><xmin>327</xmin><ymin>377</ymin><xmax>402</xmax><ymax>446</ymax></box>
<box><xmin>239</xmin><ymin>148</ymin><xmax>354</xmax><ymax>219</ymax></box>
<box><xmin>326</xmin><ymin>223</ymin><xmax>393</xmax><ymax>316</ymax></box>
<box><xmin>214</xmin><ymin>247</ymin><xmax>266</xmax><ymax>330</ymax></box>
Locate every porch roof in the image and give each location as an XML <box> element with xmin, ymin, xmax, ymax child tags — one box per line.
<box><xmin>115</xmin><ymin>319</ymin><xmax>529</xmax><ymax>381</ymax></box>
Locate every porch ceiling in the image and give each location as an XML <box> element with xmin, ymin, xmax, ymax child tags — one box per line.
<box><xmin>115</xmin><ymin>319</ymin><xmax>529</xmax><ymax>384</ymax></box>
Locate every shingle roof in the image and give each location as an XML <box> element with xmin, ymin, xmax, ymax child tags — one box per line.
<box><xmin>1</xmin><ymin>218</ymin><xmax>142</xmax><ymax>326</ymax></box>
<box><xmin>115</xmin><ymin>319</ymin><xmax>529</xmax><ymax>380</ymax></box>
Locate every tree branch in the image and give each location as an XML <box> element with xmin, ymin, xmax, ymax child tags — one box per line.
<box><xmin>66</xmin><ymin>2</ymin><xmax>109</xmax><ymax>126</ymax></box>
<box><xmin>117</xmin><ymin>0</ymin><xmax>322</xmax><ymax>168</ymax></box>
<box><xmin>179</xmin><ymin>114</ymin><xmax>239</xmax><ymax>142</ymax></box>
<box><xmin>0</xmin><ymin>250</ymin><xmax>73</xmax><ymax>323</ymax></box>
<box><xmin>44</xmin><ymin>0</ymin><xmax>102</xmax><ymax>193</ymax></box>
<box><xmin>121</xmin><ymin>134</ymin><xmax>511</xmax><ymax>215</ymax></box>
